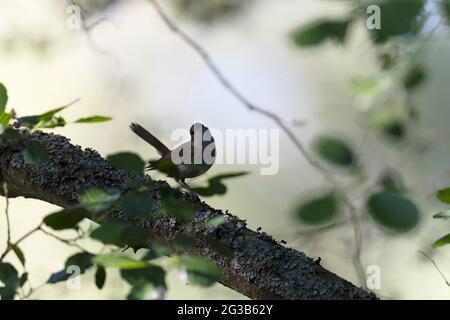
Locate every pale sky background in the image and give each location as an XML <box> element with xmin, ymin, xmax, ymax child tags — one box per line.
<box><xmin>1</xmin><ymin>0</ymin><xmax>450</xmax><ymax>299</ymax></box>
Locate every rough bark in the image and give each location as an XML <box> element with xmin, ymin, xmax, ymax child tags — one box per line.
<box><xmin>0</xmin><ymin>130</ymin><xmax>377</xmax><ymax>300</ymax></box>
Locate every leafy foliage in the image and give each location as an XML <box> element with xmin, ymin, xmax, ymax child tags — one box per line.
<box><xmin>118</xmin><ymin>190</ymin><xmax>154</xmax><ymax>218</ymax></box>
<box><xmin>364</xmin><ymin>0</ymin><xmax>426</xmax><ymax>44</ymax></box>
<box><xmin>366</xmin><ymin>192</ymin><xmax>419</xmax><ymax>232</ymax></box>
<box><xmin>77</xmin><ymin>188</ymin><xmax>120</xmax><ymax>214</ymax></box>
<box><xmin>0</xmin><ymin>83</ymin><xmax>8</xmax><ymax>113</ymax></box>
<box><xmin>43</xmin><ymin>208</ymin><xmax>88</xmax><ymax>231</ymax></box>
<box><xmin>175</xmin><ymin>255</ymin><xmax>220</xmax><ymax>287</ymax></box>
<box><xmin>107</xmin><ymin>152</ymin><xmax>146</xmax><ymax>174</ymax></box>
<box><xmin>436</xmin><ymin>188</ymin><xmax>450</xmax><ymax>204</ymax></box>
<box><xmin>90</xmin><ymin>220</ymin><xmax>148</xmax><ymax>248</ymax></box>
<box><xmin>295</xmin><ymin>192</ymin><xmax>340</xmax><ymax>225</ymax></box>
<box><xmin>160</xmin><ymin>187</ymin><xmax>196</xmax><ymax>222</ymax></box>
<box><xmin>291</xmin><ymin>19</ymin><xmax>351</xmax><ymax>47</ymax></box>
<box><xmin>432</xmin><ymin>233</ymin><xmax>450</xmax><ymax>249</ymax></box>
<box><xmin>192</xmin><ymin>172</ymin><xmax>249</xmax><ymax>197</ymax></box>
<box><xmin>0</xmin><ymin>263</ymin><xmax>20</xmax><ymax>300</ymax></box>
<box><xmin>23</xmin><ymin>140</ymin><xmax>48</xmax><ymax>165</ymax></box>
<box><xmin>48</xmin><ymin>252</ymin><xmax>94</xmax><ymax>284</ymax></box>
<box><xmin>74</xmin><ymin>116</ymin><xmax>112</xmax><ymax>123</ymax></box>
<box><xmin>313</xmin><ymin>136</ymin><xmax>356</xmax><ymax>168</ymax></box>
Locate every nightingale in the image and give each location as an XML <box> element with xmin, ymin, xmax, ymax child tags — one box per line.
<box><xmin>130</xmin><ymin>122</ymin><xmax>216</xmax><ymax>197</ymax></box>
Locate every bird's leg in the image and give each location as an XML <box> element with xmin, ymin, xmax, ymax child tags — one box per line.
<box><xmin>177</xmin><ymin>178</ymin><xmax>199</xmax><ymax>201</ymax></box>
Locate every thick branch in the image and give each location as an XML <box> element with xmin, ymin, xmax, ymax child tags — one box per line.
<box><xmin>0</xmin><ymin>130</ymin><xmax>376</xmax><ymax>300</ymax></box>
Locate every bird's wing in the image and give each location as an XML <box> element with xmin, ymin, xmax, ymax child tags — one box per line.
<box><xmin>130</xmin><ymin>123</ymin><xmax>171</xmax><ymax>156</ymax></box>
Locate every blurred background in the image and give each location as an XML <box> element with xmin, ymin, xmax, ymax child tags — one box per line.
<box><xmin>1</xmin><ymin>0</ymin><xmax>450</xmax><ymax>299</ymax></box>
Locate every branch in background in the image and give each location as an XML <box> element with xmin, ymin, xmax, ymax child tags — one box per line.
<box><xmin>0</xmin><ymin>130</ymin><xmax>376</xmax><ymax>300</ymax></box>
<box><xmin>147</xmin><ymin>0</ymin><xmax>366</xmax><ymax>288</ymax></box>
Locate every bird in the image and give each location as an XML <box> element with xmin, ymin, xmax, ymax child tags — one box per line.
<box><xmin>130</xmin><ymin>122</ymin><xmax>216</xmax><ymax>198</ymax></box>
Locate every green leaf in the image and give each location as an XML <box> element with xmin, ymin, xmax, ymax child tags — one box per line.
<box><xmin>436</xmin><ymin>188</ymin><xmax>450</xmax><ymax>204</ymax></box>
<box><xmin>432</xmin><ymin>233</ymin><xmax>450</xmax><ymax>249</ymax></box>
<box><xmin>93</xmin><ymin>254</ymin><xmax>148</xmax><ymax>270</ymax></box>
<box><xmin>118</xmin><ymin>190</ymin><xmax>154</xmax><ymax>218</ymax></box>
<box><xmin>295</xmin><ymin>192</ymin><xmax>340</xmax><ymax>225</ymax></box>
<box><xmin>10</xmin><ymin>244</ymin><xmax>25</xmax><ymax>267</ymax></box>
<box><xmin>77</xmin><ymin>188</ymin><xmax>120</xmax><ymax>213</ymax></box>
<box><xmin>148</xmin><ymin>158</ymin><xmax>181</xmax><ymax>179</ymax></box>
<box><xmin>90</xmin><ymin>220</ymin><xmax>148</xmax><ymax>248</ymax></box>
<box><xmin>143</xmin><ymin>242</ymin><xmax>172</xmax><ymax>261</ymax></box>
<box><xmin>0</xmin><ymin>263</ymin><xmax>19</xmax><ymax>300</ymax></box>
<box><xmin>18</xmin><ymin>104</ymin><xmax>72</xmax><ymax>130</ymax></box>
<box><xmin>367</xmin><ymin>191</ymin><xmax>420</xmax><ymax>232</ymax></box>
<box><xmin>43</xmin><ymin>208</ymin><xmax>88</xmax><ymax>231</ymax></box>
<box><xmin>74</xmin><ymin>116</ymin><xmax>112</xmax><ymax>123</ymax></box>
<box><xmin>0</xmin><ymin>83</ymin><xmax>7</xmax><ymax>113</ymax></box>
<box><xmin>127</xmin><ymin>283</ymin><xmax>163</xmax><ymax>300</ymax></box>
<box><xmin>291</xmin><ymin>19</ymin><xmax>351</xmax><ymax>47</ymax></box>
<box><xmin>66</xmin><ymin>252</ymin><xmax>94</xmax><ymax>272</ymax></box>
<box><xmin>173</xmin><ymin>234</ymin><xmax>196</xmax><ymax>250</ymax></box>
<box><xmin>313</xmin><ymin>136</ymin><xmax>355</xmax><ymax>168</ymax></box>
<box><xmin>19</xmin><ymin>273</ymin><xmax>28</xmax><ymax>288</ymax></box>
<box><xmin>121</xmin><ymin>265</ymin><xmax>166</xmax><ymax>290</ymax></box>
<box><xmin>207</xmin><ymin>238</ymin><xmax>232</xmax><ymax>257</ymax></box>
<box><xmin>366</xmin><ymin>0</ymin><xmax>426</xmax><ymax>44</ymax></box>
<box><xmin>403</xmin><ymin>66</ymin><xmax>426</xmax><ymax>90</ymax></box>
<box><xmin>433</xmin><ymin>210</ymin><xmax>450</xmax><ymax>219</ymax></box>
<box><xmin>95</xmin><ymin>266</ymin><xmax>106</xmax><ymax>290</ymax></box>
<box><xmin>175</xmin><ymin>255</ymin><xmax>220</xmax><ymax>287</ymax></box>
<box><xmin>350</xmin><ymin>77</ymin><xmax>378</xmax><ymax>94</ymax></box>
<box><xmin>0</xmin><ymin>112</ymin><xmax>11</xmax><ymax>129</ymax></box>
<box><xmin>0</xmin><ymin>127</ymin><xmax>20</xmax><ymax>140</ymax></box>
<box><xmin>23</xmin><ymin>140</ymin><xmax>48</xmax><ymax>165</ymax></box>
<box><xmin>381</xmin><ymin>119</ymin><xmax>406</xmax><ymax>140</ymax></box>
<box><xmin>107</xmin><ymin>152</ymin><xmax>145</xmax><ymax>174</ymax></box>
<box><xmin>160</xmin><ymin>187</ymin><xmax>196</xmax><ymax>222</ymax></box>
<box><xmin>47</xmin><ymin>252</ymin><xmax>94</xmax><ymax>284</ymax></box>
<box><xmin>192</xmin><ymin>172</ymin><xmax>250</xmax><ymax>197</ymax></box>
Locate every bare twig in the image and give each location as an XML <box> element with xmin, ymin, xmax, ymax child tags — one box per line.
<box><xmin>0</xmin><ymin>224</ymin><xmax>42</xmax><ymax>261</ymax></box>
<box><xmin>419</xmin><ymin>250</ymin><xmax>450</xmax><ymax>287</ymax></box>
<box><xmin>147</xmin><ymin>0</ymin><xmax>366</xmax><ymax>289</ymax></box>
<box><xmin>2</xmin><ymin>182</ymin><xmax>11</xmax><ymax>246</ymax></box>
<box><xmin>39</xmin><ymin>227</ymin><xmax>89</xmax><ymax>253</ymax></box>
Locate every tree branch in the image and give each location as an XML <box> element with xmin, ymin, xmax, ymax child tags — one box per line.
<box><xmin>0</xmin><ymin>130</ymin><xmax>376</xmax><ymax>300</ymax></box>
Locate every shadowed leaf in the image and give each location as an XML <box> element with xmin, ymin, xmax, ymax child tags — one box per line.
<box><xmin>295</xmin><ymin>192</ymin><xmax>340</xmax><ymax>225</ymax></box>
<box><xmin>43</xmin><ymin>208</ymin><xmax>88</xmax><ymax>231</ymax></box>
<box><xmin>175</xmin><ymin>255</ymin><xmax>220</xmax><ymax>287</ymax></box>
<box><xmin>313</xmin><ymin>136</ymin><xmax>355</xmax><ymax>168</ymax></box>
<box><xmin>367</xmin><ymin>191</ymin><xmax>419</xmax><ymax>232</ymax></box>
<box><xmin>107</xmin><ymin>152</ymin><xmax>145</xmax><ymax>173</ymax></box>
<box><xmin>291</xmin><ymin>19</ymin><xmax>351</xmax><ymax>47</ymax></box>
<box><xmin>23</xmin><ymin>140</ymin><xmax>48</xmax><ymax>165</ymax></box>
<box><xmin>95</xmin><ymin>266</ymin><xmax>107</xmax><ymax>290</ymax></box>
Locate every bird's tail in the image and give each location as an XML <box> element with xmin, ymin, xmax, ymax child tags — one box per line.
<box><xmin>130</xmin><ymin>123</ymin><xmax>170</xmax><ymax>156</ymax></box>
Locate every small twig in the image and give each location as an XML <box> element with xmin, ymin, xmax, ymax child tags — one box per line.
<box><xmin>22</xmin><ymin>282</ymin><xmax>48</xmax><ymax>300</ymax></box>
<box><xmin>0</xmin><ymin>224</ymin><xmax>42</xmax><ymax>261</ymax></box>
<box><xmin>2</xmin><ymin>182</ymin><xmax>11</xmax><ymax>246</ymax></box>
<box><xmin>38</xmin><ymin>227</ymin><xmax>88</xmax><ymax>253</ymax></box>
<box><xmin>419</xmin><ymin>250</ymin><xmax>450</xmax><ymax>287</ymax></box>
<box><xmin>148</xmin><ymin>0</ymin><xmax>366</xmax><ymax>289</ymax></box>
